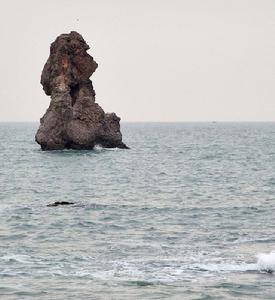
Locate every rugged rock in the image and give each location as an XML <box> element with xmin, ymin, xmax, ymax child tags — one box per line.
<box><xmin>35</xmin><ymin>31</ymin><xmax>128</xmax><ymax>150</ymax></box>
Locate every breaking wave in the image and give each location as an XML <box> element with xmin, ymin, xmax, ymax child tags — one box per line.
<box><xmin>257</xmin><ymin>252</ymin><xmax>275</xmax><ymax>273</ymax></box>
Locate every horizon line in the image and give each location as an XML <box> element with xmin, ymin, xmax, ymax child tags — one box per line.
<box><xmin>1</xmin><ymin>120</ymin><xmax>275</xmax><ymax>123</ymax></box>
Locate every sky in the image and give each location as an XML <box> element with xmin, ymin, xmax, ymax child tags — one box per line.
<box><xmin>0</xmin><ymin>0</ymin><xmax>274</xmax><ymax>122</ymax></box>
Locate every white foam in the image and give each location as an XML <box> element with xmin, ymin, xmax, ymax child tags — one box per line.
<box><xmin>94</xmin><ymin>145</ymin><xmax>120</xmax><ymax>152</ymax></box>
<box><xmin>257</xmin><ymin>252</ymin><xmax>275</xmax><ymax>273</ymax></box>
<box><xmin>196</xmin><ymin>263</ymin><xmax>257</xmax><ymax>273</ymax></box>
<box><xmin>94</xmin><ymin>145</ymin><xmax>103</xmax><ymax>151</ymax></box>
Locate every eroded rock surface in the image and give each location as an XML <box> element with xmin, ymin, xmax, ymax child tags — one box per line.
<box><xmin>36</xmin><ymin>31</ymin><xmax>128</xmax><ymax>150</ymax></box>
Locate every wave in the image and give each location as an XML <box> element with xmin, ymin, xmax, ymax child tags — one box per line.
<box><xmin>1</xmin><ymin>252</ymin><xmax>274</xmax><ymax>285</ymax></box>
<box><xmin>195</xmin><ymin>252</ymin><xmax>275</xmax><ymax>274</ymax></box>
<box><xmin>94</xmin><ymin>145</ymin><xmax>120</xmax><ymax>152</ymax></box>
<box><xmin>0</xmin><ymin>255</ymin><xmax>31</xmax><ymax>264</ymax></box>
<box><xmin>194</xmin><ymin>263</ymin><xmax>258</xmax><ymax>273</ymax></box>
<box><xmin>257</xmin><ymin>252</ymin><xmax>275</xmax><ymax>273</ymax></box>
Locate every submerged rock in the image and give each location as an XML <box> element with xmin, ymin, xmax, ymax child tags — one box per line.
<box><xmin>36</xmin><ymin>31</ymin><xmax>128</xmax><ymax>150</ymax></box>
<box><xmin>47</xmin><ymin>201</ymin><xmax>74</xmax><ymax>207</ymax></box>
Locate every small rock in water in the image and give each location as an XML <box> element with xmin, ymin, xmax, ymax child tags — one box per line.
<box><xmin>47</xmin><ymin>201</ymin><xmax>75</xmax><ymax>207</ymax></box>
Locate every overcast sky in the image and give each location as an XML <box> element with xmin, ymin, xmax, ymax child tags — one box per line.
<box><xmin>0</xmin><ymin>0</ymin><xmax>274</xmax><ymax>121</ymax></box>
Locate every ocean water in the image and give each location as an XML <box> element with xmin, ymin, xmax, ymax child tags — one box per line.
<box><xmin>1</xmin><ymin>122</ymin><xmax>275</xmax><ymax>299</ymax></box>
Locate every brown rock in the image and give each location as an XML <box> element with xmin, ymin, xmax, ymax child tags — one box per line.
<box><xmin>35</xmin><ymin>31</ymin><xmax>128</xmax><ymax>150</ymax></box>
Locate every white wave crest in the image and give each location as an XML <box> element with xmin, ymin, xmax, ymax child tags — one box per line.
<box><xmin>196</xmin><ymin>263</ymin><xmax>257</xmax><ymax>273</ymax></box>
<box><xmin>94</xmin><ymin>145</ymin><xmax>120</xmax><ymax>152</ymax></box>
<box><xmin>257</xmin><ymin>252</ymin><xmax>275</xmax><ymax>273</ymax></box>
<box><xmin>0</xmin><ymin>254</ymin><xmax>31</xmax><ymax>263</ymax></box>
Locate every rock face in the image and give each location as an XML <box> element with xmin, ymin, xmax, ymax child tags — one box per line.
<box><xmin>35</xmin><ymin>31</ymin><xmax>128</xmax><ymax>150</ymax></box>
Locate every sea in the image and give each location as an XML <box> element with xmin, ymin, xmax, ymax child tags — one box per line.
<box><xmin>0</xmin><ymin>122</ymin><xmax>275</xmax><ymax>299</ymax></box>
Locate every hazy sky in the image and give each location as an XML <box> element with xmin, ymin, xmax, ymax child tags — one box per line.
<box><xmin>0</xmin><ymin>0</ymin><xmax>274</xmax><ymax>121</ymax></box>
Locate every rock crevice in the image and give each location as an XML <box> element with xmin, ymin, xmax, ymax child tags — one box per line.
<box><xmin>36</xmin><ymin>31</ymin><xmax>128</xmax><ymax>150</ymax></box>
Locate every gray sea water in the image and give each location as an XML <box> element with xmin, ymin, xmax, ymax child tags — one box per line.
<box><xmin>1</xmin><ymin>122</ymin><xmax>275</xmax><ymax>299</ymax></box>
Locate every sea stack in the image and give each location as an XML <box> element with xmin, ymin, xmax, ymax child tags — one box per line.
<box><xmin>35</xmin><ymin>31</ymin><xmax>128</xmax><ymax>150</ymax></box>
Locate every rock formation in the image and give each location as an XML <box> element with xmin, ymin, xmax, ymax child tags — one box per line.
<box><xmin>35</xmin><ymin>31</ymin><xmax>128</xmax><ymax>150</ymax></box>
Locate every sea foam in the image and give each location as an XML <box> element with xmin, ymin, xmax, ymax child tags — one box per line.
<box><xmin>257</xmin><ymin>252</ymin><xmax>275</xmax><ymax>273</ymax></box>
